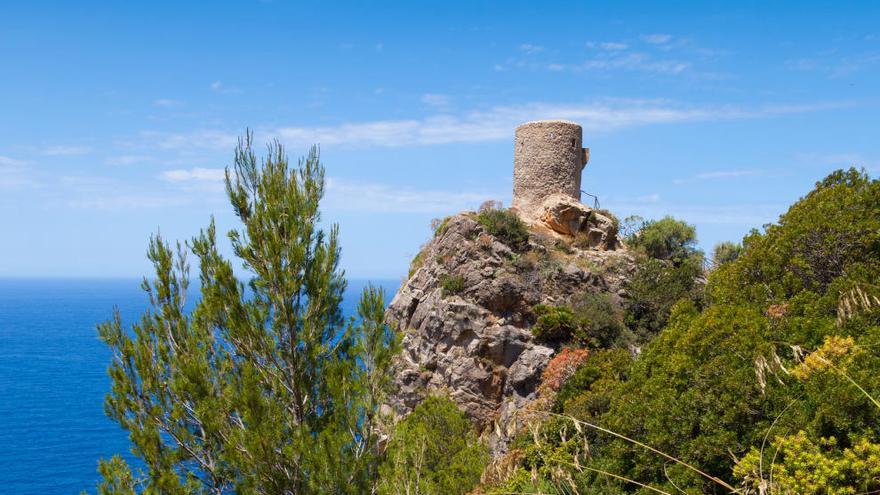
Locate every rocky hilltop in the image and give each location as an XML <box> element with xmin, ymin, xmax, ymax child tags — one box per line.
<box><xmin>385</xmin><ymin>195</ymin><xmax>634</xmax><ymax>454</ymax></box>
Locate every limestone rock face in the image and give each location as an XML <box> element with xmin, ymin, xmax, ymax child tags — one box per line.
<box><xmin>385</xmin><ymin>212</ymin><xmax>633</xmax><ymax>455</ymax></box>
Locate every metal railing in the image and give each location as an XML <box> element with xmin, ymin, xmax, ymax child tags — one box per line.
<box><xmin>581</xmin><ymin>190</ymin><xmax>601</xmax><ymax>209</ymax></box>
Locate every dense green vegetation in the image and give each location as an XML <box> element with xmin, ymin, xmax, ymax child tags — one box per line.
<box><xmin>96</xmin><ymin>135</ymin><xmax>401</xmax><ymax>494</ymax></box>
<box><xmin>475</xmin><ymin>203</ymin><xmax>529</xmax><ymax>250</ymax></box>
<box><xmin>490</xmin><ymin>168</ymin><xmax>880</xmax><ymax>495</ymax></box>
<box><xmin>532</xmin><ymin>294</ymin><xmax>629</xmax><ymax>348</ymax></box>
<box><xmin>378</xmin><ymin>396</ymin><xmax>488</xmax><ymax>495</ymax></box>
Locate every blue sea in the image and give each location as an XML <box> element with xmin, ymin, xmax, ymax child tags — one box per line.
<box><xmin>0</xmin><ymin>278</ymin><xmax>398</xmax><ymax>494</ymax></box>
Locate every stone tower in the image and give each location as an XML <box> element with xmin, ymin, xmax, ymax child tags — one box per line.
<box><xmin>512</xmin><ymin>120</ymin><xmax>589</xmax><ymax>219</ymax></box>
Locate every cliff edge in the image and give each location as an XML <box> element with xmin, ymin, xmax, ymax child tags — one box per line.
<box><xmin>385</xmin><ymin>197</ymin><xmax>634</xmax><ymax>454</ymax></box>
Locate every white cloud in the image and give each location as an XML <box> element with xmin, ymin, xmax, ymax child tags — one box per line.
<box><xmin>599</xmin><ymin>42</ymin><xmax>628</xmax><ymax>51</ymax></box>
<box><xmin>325</xmin><ymin>177</ymin><xmax>500</xmax><ymax>214</ymax></box>
<box><xmin>606</xmin><ymin>199</ymin><xmax>784</xmax><ymax>226</ymax></box>
<box><xmin>785</xmin><ymin>53</ymin><xmax>880</xmax><ymax>78</ymax></box>
<box><xmin>106</xmin><ymin>155</ymin><xmax>152</xmax><ymax>166</ymax></box>
<box><xmin>127</xmin><ymin>99</ymin><xmax>845</xmax><ymax>156</ymax></box>
<box><xmin>796</xmin><ymin>152</ymin><xmax>878</xmax><ymax>170</ymax></box>
<box><xmin>519</xmin><ymin>43</ymin><xmax>544</xmax><ymax>54</ymax></box>
<box><xmin>557</xmin><ymin>52</ymin><xmax>690</xmax><ymax>74</ymax></box>
<box><xmin>641</xmin><ymin>34</ymin><xmax>672</xmax><ymax>44</ymax></box>
<box><xmin>68</xmin><ymin>194</ymin><xmax>189</xmax><ymax>209</ymax></box>
<box><xmin>43</xmin><ymin>145</ymin><xmax>91</xmax><ymax>156</ymax></box>
<box><xmin>0</xmin><ymin>156</ymin><xmax>34</xmax><ymax>188</ymax></box>
<box><xmin>421</xmin><ymin>93</ymin><xmax>453</xmax><ymax>108</ymax></box>
<box><xmin>144</xmin><ymin>129</ymin><xmax>239</xmax><ymax>151</ymax></box>
<box><xmin>209</xmin><ymin>81</ymin><xmax>240</xmax><ymax>94</ymax></box>
<box><xmin>160</xmin><ymin>167</ymin><xmax>227</xmax><ymax>183</ymax></box>
<box><xmin>0</xmin><ymin>156</ymin><xmax>26</xmax><ymax>167</ymax></box>
<box><xmin>695</xmin><ymin>170</ymin><xmax>763</xmax><ymax>180</ymax></box>
<box><xmin>57</xmin><ymin>174</ymin><xmax>195</xmax><ymax>209</ymax></box>
<box><xmin>154</xmin><ymin>98</ymin><xmax>181</xmax><ymax>107</ymax></box>
<box><xmin>636</xmin><ymin>193</ymin><xmax>661</xmax><ymax>202</ymax></box>
<box><xmin>270</xmin><ymin>99</ymin><xmax>844</xmax><ymax>148</ymax></box>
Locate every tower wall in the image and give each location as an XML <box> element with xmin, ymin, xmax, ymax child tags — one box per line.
<box><xmin>512</xmin><ymin>120</ymin><xmax>589</xmax><ymax>219</ymax></box>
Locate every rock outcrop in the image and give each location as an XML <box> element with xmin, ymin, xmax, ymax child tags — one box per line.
<box><xmin>385</xmin><ymin>205</ymin><xmax>633</xmax><ymax>455</ymax></box>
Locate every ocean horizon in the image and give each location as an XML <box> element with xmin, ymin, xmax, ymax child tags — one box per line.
<box><xmin>0</xmin><ymin>277</ymin><xmax>399</xmax><ymax>494</ymax></box>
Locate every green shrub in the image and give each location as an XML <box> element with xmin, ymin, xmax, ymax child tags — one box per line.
<box><xmin>710</xmin><ymin>240</ymin><xmax>742</xmax><ymax>268</ymax></box>
<box><xmin>555</xmin><ymin>348</ymin><xmax>632</xmax><ymax>415</ymax></box>
<box><xmin>626</xmin><ymin>216</ymin><xmax>700</xmax><ymax>264</ymax></box>
<box><xmin>532</xmin><ymin>304</ymin><xmax>578</xmax><ymax>342</ymax></box>
<box><xmin>571</xmin><ymin>292</ymin><xmax>631</xmax><ymax>348</ymax></box>
<box><xmin>476</xmin><ymin>207</ymin><xmax>529</xmax><ymax>250</ymax></box>
<box><xmin>439</xmin><ymin>274</ymin><xmax>465</xmax><ymax>297</ymax></box>
<box><xmin>623</xmin><ymin>254</ymin><xmax>704</xmax><ymax>342</ymax></box>
<box><xmin>378</xmin><ymin>396</ymin><xmax>488</xmax><ymax>495</ymax></box>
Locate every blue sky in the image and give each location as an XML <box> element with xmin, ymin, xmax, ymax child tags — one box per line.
<box><xmin>1</xmin><ymin>1</ymin><xmax>878</xmax><ymax>279</ymax></box>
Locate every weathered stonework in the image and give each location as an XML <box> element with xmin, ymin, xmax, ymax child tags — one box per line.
<box><xmin>512</xmin><ymin>120</ymin><xmax>589</xmax><ymax>220</ymax></box>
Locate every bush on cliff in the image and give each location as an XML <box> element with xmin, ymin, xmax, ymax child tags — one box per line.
<box><xmin>626</xmin><ymin>215</ymin><xmax>699</xmax><ymax>263</ymax></box>
<box><xmin>531</xmin><ymin>304</ymin><xmax>579</xmax><ymax>342</ymax></box>
<box><xmin>476</xmin><ymin>204</ymin><xmax>529</xmax><ymax>250</ymax></box>
<box><xmin>623</xmin><ymin>216</ymin><xmax>706</xmax><ymax>342</ymax></box>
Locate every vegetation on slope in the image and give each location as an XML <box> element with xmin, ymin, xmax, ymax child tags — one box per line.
<box><xmin>378</xmin><ymin>396</ymin><xmax>488</xmax><ymax>495</ymax></box>
<box><xmin>488</xmin><ymin>168</ymin><xmax>880</xmax><ymax>495</ymax></box>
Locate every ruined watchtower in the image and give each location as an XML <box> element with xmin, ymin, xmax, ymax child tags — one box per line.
<box><xmin>512</xmin><ymin>120</ymin><xmax>590</xmax><ymax>219</ymax></box>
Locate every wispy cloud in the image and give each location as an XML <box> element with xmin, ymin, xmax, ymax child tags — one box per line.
<box><xmin>0</xmin><ymin>156</ymin><xmax>27</xmax><ymax>167</ymax></box>
<box><xmin>324</xmin><ymin>178</ymin><xmax>500</xmax><ymax>213</ymax></box>
<box><xmin>0</xmin><ymin>156</ymin><xmax>35</xmax><ymax>189</ymax></box>
<box><xmin>606</xmin><ymin>198</ymin><xmax>785</xmax><ymax>226</ymax></box>
<box><xmin>421</xmin><ymin>93</ymin><xmax>453</xmax><ymax>108</ymax></box>
<box><xmin>144</xmin><ymin>129</ymin><xmax>239</xmax><ymax>151</ymax></box>
<box><xmin>672</xmin><ymin>169</ymin><xmax>764</xmax><ymax>184</ymax></box>
<box><xmin>160</xmin><ymin>167</ymin><xmax>227</xmax><ymax>183</ymax></box>
<box><xmin>60</xmin><ymin>175</ymin><xmax>195</xmax><ymax>209</ymax></box>
<box><xmin>43</xmin><ymin>145</ymin><xmax>91</xmax><ymax>156</ymax></box>
<box><xmin>270</xmin><ymin>99</ymin><xmax>844</xmax><ymax>148</ymax></box>
<box><xmin>149</xmin><ymin>168</ymin><xmax>498</xmax><ymax>214</ymax></box>
<box><xmin>640</xmin><ymin>33</ymin><xmax>672</xmax><ymax>45</ymax></box>
<box><xmin>599</xmin><ymin>42</ymin><xmax>628</xmax><ymax>51</ymax></box>
<box><xmin>124</xmin><ymin>99</ymin><xmax>846</xmax><ymax>156</ymax></box>
<box><xmin>796</xmin><ymin>152</ymin><xmax>878</xmax><ymax>170</ymax></box>
<box><xmin>68</xmin><ymin>194</ymin><xmax>190</xmax><ymax>209</ymax></box>
<box><xmin>695</xmin><ymin>170</ymin><xmax>763</xmax><ymax>180</ymax></box>
<box><xmin>209</xmin><ymin>81</ymin><xmax>240</xmax><ymax>94</ymax></box>
<box><xmin>106</xmin><ymin>155</ymin><xmax>152</xmax><ymax>166</ymax></box>
<box><xmin>519</xmin><ymin>43</ymin><xmax>544</xmax><ymax>55</ymax></box>
<box><xmin>553</xmin><ymin>52</ymin><xmax>690</xmax><ymax>74</ymax></box>
<box><xmin>153</xmin><ymin>98</ymin><xmax>181</xmax><ymax>107</ymax></box>
<box><xmin>786</xmin><ymin>52</ymin><xmax>880</xmax><ymax>78</ymax></box>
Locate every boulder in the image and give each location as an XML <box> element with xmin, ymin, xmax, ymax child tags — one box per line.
<box><xmin>537</xmin><ymin>193</ymin><xmax>618</xmax><ymax>249</ymax></box>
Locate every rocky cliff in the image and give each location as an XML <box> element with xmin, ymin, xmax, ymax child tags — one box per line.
<box><xmin>385</xmin><ymin>196</ymin><xmax>635</xmax><ymax>454</ymax></box>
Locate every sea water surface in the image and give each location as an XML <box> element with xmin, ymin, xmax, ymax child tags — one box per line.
<box><xmin>0</xmin><ymin>278</ymin><xmax>398</xmax><ymax>494</ymax></box>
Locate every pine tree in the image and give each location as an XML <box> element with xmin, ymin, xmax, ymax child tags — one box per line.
<box><xmin>95</xmin><ymin>133</ymin><xmax>399</xmax><ymax>494</ymax></box>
